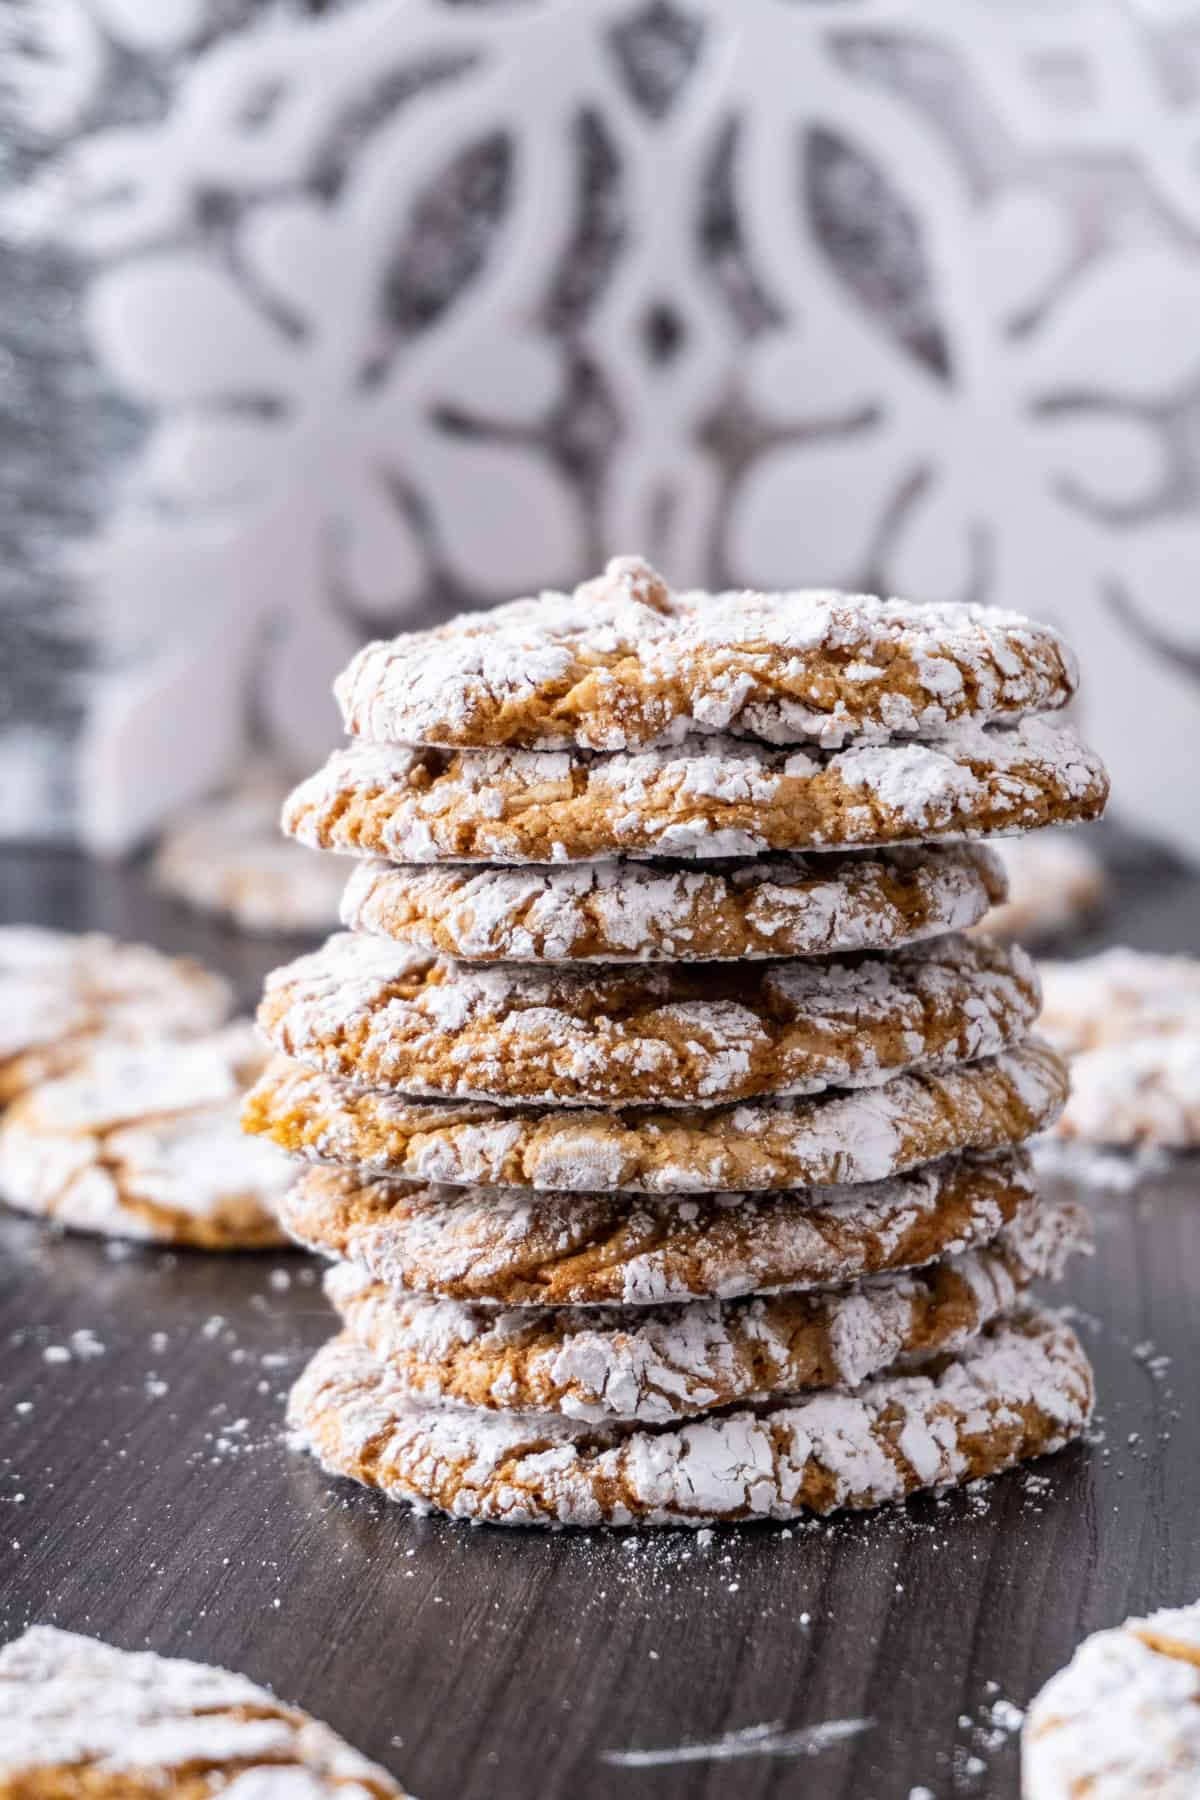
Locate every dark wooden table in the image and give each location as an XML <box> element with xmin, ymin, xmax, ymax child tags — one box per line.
<box><xmin>1</xmin><ymin>838</ymin><xmax>1197</xmax><ymax>1800</ymax></box>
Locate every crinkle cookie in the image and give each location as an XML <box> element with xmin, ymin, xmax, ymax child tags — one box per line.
<box><xmin>0</xmin><ymin>1023</ymin><xmax>291</xmax><ymax>1248</ymax></box>
<box><xmin>257</xmin><ymin>930</ymin><xmax>1040</xmax><ymax>1108</ymax></box>
<box><xmin>972</xmin><ymin>830</ymin><xmax>1104</xmax><ymax>947</ymax></box>
<box><xmin>1023</xmin><ymin>1600</ymin><xmax>1200</xmax><ymax>1799</ymax></box>
<box><xmin>340</xmin><ymin>844</ymin><xmax>1006</xmax><ymax>964</ymax></box>
<box><xmin>287</xmin><ymin>1306</ymin><xmax>1093</xmax><ymax>1527</ymax></box>
<box><xmin>242</xmin><ymin>1037</ymin><xmax>1068</xmax><ymax>1194</ymax></box>
<box><xmin>336</xmin><ymin>555</ymin><xmax>1078</xmax><ymax>752</ymax></box>
<box><xmin>281</xmin><ymin>1148</ymin><xmax>1036</xmax><ymax>1306</ymax></box>
<box><xmin>324</xmin><ymin>1191</ymin><xmax>1090</xmax><ymax>1421</ymax></box>
<box><xmin>282</xmin><ymin>720</ymin><xmax>1108</xmax><ymax>867</ymax></box>
<box><xmin>0</xmin><ymin>925</ymin><xmax>232</xmax><ymax>1104</ymax></box>
<box><xmin>154</xmin><ymin>770</ymin><xmax>345</xmax><ymax>935</ymax></box>
<box><xmin>0</xmin><ymin>1625</ymin><xmax>407</xmax><ymax>1797</ymax></box>
<box><xmin>1040</xmin><ymin>948</ymin><xmax>1200</xmax><ymax>1147</ymax></box>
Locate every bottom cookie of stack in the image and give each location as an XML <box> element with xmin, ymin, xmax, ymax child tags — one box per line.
<box><xmin>284</xmin><ymin>1161</ymin><xmax>1093</xmax><ymax>1527</ymax></box>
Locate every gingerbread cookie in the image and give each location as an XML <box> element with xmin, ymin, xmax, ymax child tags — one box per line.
<box><xmin>257</xmin><ymin>931</ymin><xmax>1040</xmax><ymax>1108</ymax></box>
<box><xmin>242</xmin><ymin>1037</ymin><xmax>1068</xmax><ymax>1194</ymax></box>
<box><xmin>0</xmin><ymin>926</ymin><xmax>231</xmax><ymax>1104</ymax></box>
<box><xmin>336</xmin><ymin>556</ymin><xmax>1077</xmax><ymax>752</ymax></box>
<box><xmin>283</xmin><ymin>721</ymin><xmax>1108</xmax><ymax>867</ymax></box>
<box><xmin>155</xmin><ymin>770</ymin><xmax>345</xmax><ymax>935</ymax></box>
<box><xmin>288</xmin><ymin>1305</ymin><xmax>1093</xmax><ymax>1526</ymax></box>
<box><xmin>341</xmin><ymin>844</ymin><xmax>1006</xmax><ymax>965</ymax></box>
<box><xmin>325</xmin><ymin>1190</ymin><xmax>1089</xmax><ymax>1420</ymax></box>
<box><xmin>283</xmin><ymin>1148</ymin><xmax>1036</xmax><ymax>1306</ymax></box>
<box><xmin>1023</xmin><ymin>1600</ymin><xmax>1200</xmax><ymax>1798</ymax></box>
<box><xmin>0</xmin><ymin>1023</ymin><xmax>291</xmax><ymax>1248</ymax></box>
<box><xmin>973</xmin><ymin>830</ymin><xmax>1104</xmax><ymax>947</ymax></box>
<box><xmin>1040</xmin><ymin>949</ymin><xmax>1200</xmax><ymax>1147</ymax></box>
<box><xmin>0</xmin><ymin>1625</ymin><xmax>407</xmax><ymax>1797</ymax></box>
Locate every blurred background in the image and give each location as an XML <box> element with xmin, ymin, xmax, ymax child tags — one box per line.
<box><xmin>3</xmin><ymin>0</ymin><xmax>1199</xmax><ymax>861</ymax></box>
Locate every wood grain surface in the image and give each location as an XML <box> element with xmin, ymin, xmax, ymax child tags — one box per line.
<box><xmin>0</xmin><ymin>838</ymin><xmax>1197</xmax><ymax>1800</ymax></box>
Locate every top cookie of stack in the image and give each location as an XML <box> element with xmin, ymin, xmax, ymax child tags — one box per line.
<box><xmin>248</xmin><ymin>557</ymin><xmax>1106</xmax><ymax>1529</ymax></box>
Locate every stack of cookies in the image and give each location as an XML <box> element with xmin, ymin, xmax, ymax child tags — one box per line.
<box><xmin>243</xmin><ymin>556</ymin><xmax>1109</xmax><ymax>1528</ymax></box>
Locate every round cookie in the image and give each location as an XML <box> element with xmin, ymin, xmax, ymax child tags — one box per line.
<box><xmin>336</xmin><ymin>555</ymin><xmax>1078</xmax><ymax>752</ymax></box>
<box><xmin>972</xmin><ymin>830</ymin><xmax>1104</xmax><ymax>947</ymax></box>
<box><xmin>1023</xmin><ymin>1601</ymin><xmax>1200</xmax><ymax>1798</ymax></box>
<box><xmin>282</xmin><ymin>720</ymin><xmax>1108</xmax><ymax>866</ymax></box>
<box><xmin>155</xmin><ymin>770</ymin><xmax>346</xmax><ymax>935</ymax></box>
<box><xmin>282</xmin><ymin>1148</ymin><xmax>1037</xmax><ymax>1306</ymax></box>
<box><xmin>0</xmin><ymin>925</ymin><xmax>232</xmax><ymax>1104</ymax></box>
<box><xmin>257</xmin><ymin>931</ymin><xmax>1040</xmax><ymax>1108</ymax></box>
<box><xmin>324</xmin><ymin>1191</ymin><xmax>1090</xmax><ymax>1421</ymax></box>
<box><xmin>287</xmin><ymin>1306</ymin><xmax>1094</xmax><ymax>1526</ymax></box>
<box><xmin>241</xmin><ymin>1037</ymin><xmax>1069</xmax><ymax>1193</ymax></box>
<box><xmin>0</xmin><ymin>1624</ymin><xmax>407</xmax><ymax>1797</ymax></box>
<box><xmin>341</xmin><ymin>844</ymin><xmax>1007</xmax><ymax>965</ymax></box>
<box><xmin>0</xmin><ymin>1023</ymin><xmax>292</xmax><ymax>1248</ymax></box>
<box><xmin>1040</xmin><ymin>948</ymin><xmax>1200</xmax><ymax>1147</ymax></box>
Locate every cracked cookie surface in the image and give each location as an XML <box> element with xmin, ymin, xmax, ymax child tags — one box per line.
<box><xmin>287</xmin><ymin>1306</ymin><xmax>1093</xmax><ymax>1526</ymax></box>
<box><xmin>336</xmin><ymin>556</ymin><xmax>1078</xmax><ymax>752</ymax></box>
<box><xmin>0</xmin><ymin>926</ymin><xmax>232</xmax><ymax>1105</ymax></box>
<box><xmin>242</xmin><ymin>1037</ymin><xmax>1068</xmax><ymax>1194</ymax></box>
<box><xmin>341</xmin><ymin>844</ymin><xmax>1005</xmax><ymax>964</ymax></box>
<box><xmin>283</xmin><ymin>720</ymin><xmax>1108</xmax><ymax>866</ymax></box>
<box><xmin>0</xmin><ymin>1625</ymin><xmax>407</xmax><ymax>1797</ymax></box>
<box><xmin>257</xmin><ymin>931</ymin><xmax>1040</xmax><ymax>1107</ymax></box>
<box><xmin>1023</xmin><ymin>1600</ymin><xmax>1200</xmax><ymax>1799</ymax></box>
<box><xmin>0</xmin><ymin>1023</ymin><xmax>291</xmax><ymax>1248</ymax></box>
<box><xmin>322</xmin><ymin>1187</ymin><xmax>1089</xmax><ymax>1419</ymax></box>
<box><xmin>281</xmin><ymin>1148</ymin><xmax>1036</xmax><ymax>1306</ymax></box>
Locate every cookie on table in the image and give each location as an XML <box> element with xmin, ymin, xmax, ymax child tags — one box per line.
<box><xmin>154</xmin><ymin>769</ymin><xmax>345</xmax><ymax>935</ymax></box>
<box><xmin>336</xmin><ymin>555</ymin><xmax>1078</xmax><ymax>752</ymax></box>
<box><xmin>341</xmin><ymin>844</ymin><xmax>1007</xmax><ymax>965</ymax></box>
<box><xmin>257</xmin><ymin>931</ymin><xmax>1040</xmax><ymax>1108</ymax></box>
<box><xmin>972</xmin><ymin>830</ymin><xmax>1105</xmax><ymax>947</ymax></box>
<box><xmin>1023</xmin><ymin>1600</ymin><xmax>1200</xmax><ymax>1798</ymax></box>
<box><xmin>283</xmin><ymin>721</ymin><xmax>1108</xmax><ymax>867</ymax></box>
<box><xmin>288</xmin><ymin>1305</ymin><xmax>1093</xmax><ymax>1527</ymax></box>
<box><xmin>1039</xmin><ymin>948</ymin><xmax>1200</xmax><ymax>1148</ymax></box>
<box><xmin>242</xmin><ymin>1037</ymin><xmax>1068</xmax><ymax>1194</ymax></box>
<box><xmin>0</xmin><ymin>1023</ymin><xmax>291</xmax><ymax>1248</ymax></box>
<box><xmin>0</xmin><ymin>926</ymin><xmax>231</xmax><ymax>1105</ymax></box>
<box><xmin>324</xmin><ymin>1189</ymin><xmax>1090</xmax><ymax>1422</ymax></box>
<box><xmin>281</xmin><ymin>1147</ymin><xmax>1039</xmax><ymax>1306</ymax></box>
<box><xmin>0</xmin><ymin>1624</ymin><xmax>408</xmax><ymax>1797</ymax></box>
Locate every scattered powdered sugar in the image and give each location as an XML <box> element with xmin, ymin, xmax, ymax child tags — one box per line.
<box><xmin>599</xmin><ymin>1714</ymin><xmax>873</xmax><ymax>1766</ymax></box>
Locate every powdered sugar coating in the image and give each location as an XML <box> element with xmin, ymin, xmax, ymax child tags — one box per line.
<box><xmin>1040</xmin><ymin>948</ymin><xmax>1200</xmax><ymax>1146</ymax></box>
<box><xmin>242</xmin><ymin>1037</ymin><xmax>1068</xmax><ymax>1194</ymax></box>
<box><xmin>281</xmin><ymin>1149</ymin><xmax>1035</xmax><ymax>1306</ymax></box>
<box><xmin>341</xmin><ymin>845</ymin><xmax>1006</xmax><ymax>964</ymax></box>
<box><xmin>1023</xmin><ymin>1601</ymin><xmax>1200</xmax><ymax>1798</ymax></box>
<box><xmin>0</xmin><ymin>1625</ymin><xmax>405</xmax><ymax>1794</ymax></box>
<box><xmin>0</xmin><ymin>1023</ymin><xmax>291</xmax><ymax>1247</ymax></box>
<box><xmin>324</xmin><ymin>1190</ymin><xmax>1090</xmax><ymax>1421</ymax></box>
<box><xmin>336</xmin><ymin>556</ymin><xmax>1078</xmax><ymax>752</ymax></box>
<box><xmin>282</xmin><ymin>719</ymin><xmax>1108</xmax><ymax>867</ymax></box>
<box><xmin>287</xmin><ymin>1306</ymin><xmax>1094</xmax><ymax>1526</ymax></box>
<box><xmin>0</xmin><ymin>925</ymin><xmax>232</xmax><ymax>1102</ymax></box>
<box><xmin>257</xmin><ymin>930</ymin><xmax>1040</xmax><ymax>1107</ymax></box>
